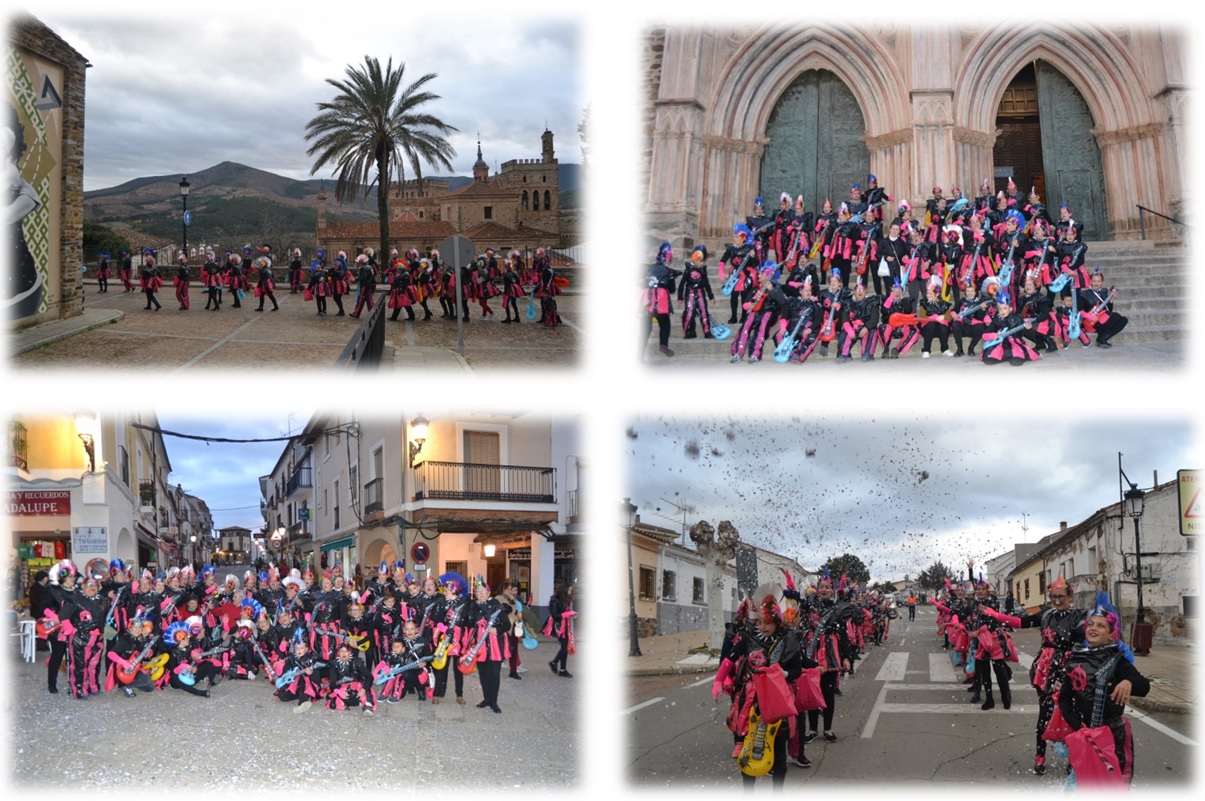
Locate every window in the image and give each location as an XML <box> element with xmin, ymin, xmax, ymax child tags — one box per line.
<box><xmin>639</xmin><ymin>566</ymin><xmax>655</xmax><ymax>600</ymax></box>
<box><xmin>445</xmin><ymin>560</ymin><xmax>468</xmax><ymax>580</ymax></box>
<box><xmin>544</xmin><ymin>190</ymin><xmax>551</xmax><ymax>209</ymax></box>
<box><xmin>661</xmin><ymin>570</ymin><xmax>676</xmax><ymax>601</ymax></box>
<box><xmin>1185</xmin><ymin>597</ymin><xmax>1197</xmax><ymax>617</ymax></box>
<box><xmin>522</xmin><ymin>191</ymin><xmax>529</xmax><ymax>210</ymax></box>
<box><xmin>693</xmin><ymin>577</ymin><xmax>705</xmax><ymax>604</ymax></box>
<box><xmin>373</xmin><ymin>447</ymin><xmax>384</xmax><ymax>480</ymax></box>
<box><xmin>1038</xmin><ymin>573</ymin><xmax>1046</xmax><ymax>594</ymax></box>
<box><xmin>484</xmin><ymin>206</ymin><xmax>493</xmax><ymax>220</ymax></box>
<box><xmin>118</xmin><ymin>446</ymin><xmax>130</xmax><ymax>487</ymax></box>
<box><xmin>1024</xmin><ymin>578</ymin><xmax>1030</xmax><ymax>598</ymax></box>
<box><xmin>533</xmin><ymin>193</ymin><xmax>540</xmax><ymax>211</ymax></box>
<box><xmin>463</xmin><ymin>430</ymin><xmax>501</xmax><ymax>496</ymax></box>
<box><xmin>10</xmin><ymin>422</ymin><xmax>27</xmax><ymax>470</ymax></box>
<box><xmin>349</xmin><ymin>465</ymin><xmax>358</xmax><ymax>503</ymax></box>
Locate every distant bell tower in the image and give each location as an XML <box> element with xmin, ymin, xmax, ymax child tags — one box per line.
<box><xmin>542</xmin><ymin>128</ymin><xmax>555</xmax><ymax>163</ymax></box>
<box><xmin>473</xmin><ymin>138</ymin><xmax>489</xmax><ymax>183</ymax></box>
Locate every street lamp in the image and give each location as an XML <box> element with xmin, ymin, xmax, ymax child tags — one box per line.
<box><xmin>1124</xmin><ymin>483</ymin><xmax>1152</xmax><ymax>655</ymax></box>
<box><xmin>74</xmin><ymin>411</ymin><xmax>98</xmax><ymax>473</ymax></box>
<box><xmin>621</xmin><ymin>497</ymin><xmax>641</xmax><ymax>657</ymax></box>
<box><xmin>408</xmin><ymin>414</ymin><xmax>429</xmax><ymax>467</ymax></box>
<box><xmin>179</xmin><ymin>176</ymin><xmax>190</xmax><ymax>260</ymax></box>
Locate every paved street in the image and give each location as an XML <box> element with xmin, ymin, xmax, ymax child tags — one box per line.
<box><xmin>9</xmin><ymin>636</ymin><xmax>580</xmax><ymax>788</ymax></box>
<box><xmin>625</xmin><ymin>607</ymin><xmax>1195</xmax><ymax>789</ymax></box>
<box><xmin>641</xmin><ymin>321</ymin><xmax>1187</xmax><ymax>371</ymax></box>
<box><xmin>11</xmin><ymin>280</ymin><xmax>584</xmax><ymax>373</ymax></box>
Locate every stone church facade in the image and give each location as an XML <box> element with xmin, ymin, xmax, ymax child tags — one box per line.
<box><xmin>643</xmin><ymin>24</ymin><xmax>1188</xmax><ymax>252</ymax></box>
<box><xmin>316</xmin><ymin>130</ymin><xmax>563</xmax><ymax>259</ymax></box>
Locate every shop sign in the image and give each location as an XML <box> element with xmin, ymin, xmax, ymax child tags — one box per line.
<box><xmin>6</xmin><ymin>490</ymin><xmax>71</xmax><ymax>516</ymax></box>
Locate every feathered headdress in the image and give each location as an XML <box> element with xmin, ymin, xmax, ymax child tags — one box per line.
<box><xmin>760</xmin><ymin>594</ymin><xmax>783</xmax><ymax>626</ymax></box>
<box><xmin>163</xmin><ymin>620</ymin><xmax>190</xmax><ymax>647</ymax></box>
<box><xmin>240</xmin><ymin>598</ymin><xmax>264</xmax><ymax>619</ymax></box>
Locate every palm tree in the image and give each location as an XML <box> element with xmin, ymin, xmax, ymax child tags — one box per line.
<box><xmin>305</xmin><ymin>55</ymin><xmax>458</xmax><ymax>261</ymax></box>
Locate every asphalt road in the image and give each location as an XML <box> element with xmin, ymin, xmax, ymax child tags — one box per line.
<box><xmin>625</xmin><ymin>608</ymin><xmax>1194</xmax><ymax>789</ymax></box>
<box><xmin>10</xmin><ymin>636</ymin><xmax>579</xmax><ymax>789</ymax></box>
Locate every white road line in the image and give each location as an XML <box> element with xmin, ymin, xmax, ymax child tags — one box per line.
<box><xmin>686</xmin><ymin>676</ymin><xmax>714</xmax><ymax>689</ymax></box>
<box><xmin>875</xmin><ymin>652</ymin><xmax>909</xmax><ymax>682</ymax></box>
<box><xmin>929</xmin><ymin>653</ymin><xmax>951</xmax><ymax>682</ymax></box>
<box><xmin>1129</xmin><ymin>707</ymin><xmax>1197</xmax><ymax>745</ymax></box>
<box><xmin>862</xmin><ymin>682</ymin><xmax>891</xmax><ymax>738</ymax></box>
<box><xmin>624</xmin><ymin>697</ymin><xmax>665</xmax><ymax>715</ymax></box>
<box><xmin>873</xmin><ymin>703</ymin><xmax>1033</xmax><ymax>715</ymax></box>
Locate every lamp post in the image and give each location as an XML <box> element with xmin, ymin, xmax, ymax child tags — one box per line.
<box><xmin>1124</xmin><ymin>482</ymin><xmax>1152</xmax><ymax>655</ymax></box>
<box><xmin>179</xmin><ymin>177</ymin><xmax>190</xmax><ymax>260</ymax></box>
<box><xmin>621</xmin><ymin>497</ymin><xmax>641</xmax><ymax>657</ymax></box>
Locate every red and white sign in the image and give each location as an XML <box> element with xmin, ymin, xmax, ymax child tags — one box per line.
<box><xmin>6</xmin><ymin>490</ymin><xmax>71</xmax><ymax>517</ymax></box>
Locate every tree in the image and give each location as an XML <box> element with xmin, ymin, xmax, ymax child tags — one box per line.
<box><xmin>820</xmin><ymin>553</ymin><xmax>870</xmax><ymax>589</ymax></box>
<box><xmin>305</xmin><ymin>56</ymin><xmax>458</xmax><ymax>261</ymax></box>
<box><xmin>917</xmin><ymin>560</ymin><xmax>956</xmax><ymax>592</ymax></box>
<box><xmin>83</xmin><ymin>222</ymin><xmax>130</xmax><ymax>262</ymax></box>
<box><xmin>690</xmin><ymin>519</ymin><xmax>739</xmax><ymax>650</ymax></box>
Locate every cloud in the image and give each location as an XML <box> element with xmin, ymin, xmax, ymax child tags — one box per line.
<box><xmin>625</xmin><ymin>416</ymin><xmax>1194</xmax><ymax>580</ymax></box>
<box><xmin>29</xmin><ymin>4</ymin><xmax>584</xmax><ymax>190</ymax></box>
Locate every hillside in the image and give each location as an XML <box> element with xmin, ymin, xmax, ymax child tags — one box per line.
<box><xmin>84</xmin><ymin>161</ymin><xmax>583</xmax><ymax>246</ymax></box>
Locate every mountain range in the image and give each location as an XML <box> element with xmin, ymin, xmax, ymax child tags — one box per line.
<box><xmin>85</xmin><ymin>161</ymin><xmax>583</xmax><ymax>246</ymax></box>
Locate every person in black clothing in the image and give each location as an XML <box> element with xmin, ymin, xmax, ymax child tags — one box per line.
<box><xmin>57</xmin><ymin>572</ymin><xmax>107</xmax><ymax>699</ymax></box>
<box><xmin>1077</xmin><ymin>271</ymin><xmax>1128</xmax><ymax>348</ymax></box>
<box><xmin>1057</xmin><ymin>601</ymin><xmax>1150</xmax><ymax>785</ymax></box>
<box><xmin>546</xmin><ymin>583</ymin><xmax>575</xmax><ymax>678</ymax></box>
<box><xmin>287</xmin><ymin>248</ymin><xmax>304</xmax><ymax>294</ymax></box>
<box><xmin>254</xmin><ymin>256</ymin><xmax>279</xmax><ymax>311</ymax></box>
<box><xmin>642</xmin><ymin>242</ymin><xmax>681</xmax><ymax>358</ymax></box>
<box><xmin>350</xmin><ymin>254</ymin><xmax>376</xmax><ymax>318</ymax></box>
<box><xmin>140</xmin><ymin>255</ymin><xmax>163</xmax><ymax>311</ymax></box>
<box><xmin>678</xmin><ymin>245</ymin><xmax>716</xmax><ymax>339</ymax></box>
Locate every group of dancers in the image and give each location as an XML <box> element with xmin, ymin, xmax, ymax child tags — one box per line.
<box><xmin>643</xmin><ymin>177</ymin><xmax>1128</xmax><ymax>364</ymax></box>
<box><xmin>34</xmin><ymin>558</ymin><xmax>577</xmax><ymax>717</ymax></box>
<box><xmin>716</xmin><ymin>564</ymin><xmax>1150</xmax><ymax>788</ymax></box>
<box><xmin>94</xmin><ymin>244</ymin><xmax>567</xmax><ymax>328</ymax></box>
<box><xmin>712</xmin><ymin>571</ymin><xmax>895</xmax><ymax>787</ymax></box>
<box><xmin>933</xmin><ymin>566</ymin><xmax>1149</xmax><ymax>786</ymax></box>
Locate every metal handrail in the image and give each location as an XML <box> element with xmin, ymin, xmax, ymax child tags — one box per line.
<box><xmin>414</xmin><ymin>461</ymin><xmax>556</xmax><ymax>503</ymax></box>
<box><xmin>334</xmin><ymin>298</ymin><xmax>386</xmax><ymax>370</ymax></box>
<box><xmin>1136</xmin><ymin>205</ymin><xmax>1190</xmax><ymax>241</ymax></box>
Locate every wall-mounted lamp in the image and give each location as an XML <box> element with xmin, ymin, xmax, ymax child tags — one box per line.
<box><xmin>484</xmin><ymin>544</ymin><xmax>496</xmax><ymax>558</ymax></box>
<box><xmin>409</xmin><ymin>414</ymin><xmax>429</xmax><ymax>467</ymax></box>
<box><xmin>74</xmin><ymin>411</ymin><xmax>98</xmax><ymax>473</ymax></box>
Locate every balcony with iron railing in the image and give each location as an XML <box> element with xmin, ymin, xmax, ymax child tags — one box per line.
<box><xmin>363</xmin><ymin>477</ymin><xmax>384</xmax><ymax>519</ymax></box>
<box><xmin>287</xmin><ymin>465</ymin><xmax>313</xmax><ymax>497</ymax></box>
<box><xmin>414</xmin><ymin>461</ymin><xmax>555</xmax><ymax>503</ymax></box>
<box><xmin>139</xmin><ymin>481</ymin><xmax>156</xmax><ymax>508</ymax></box>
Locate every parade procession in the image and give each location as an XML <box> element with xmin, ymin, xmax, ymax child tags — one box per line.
<box><xmin>622</xmin><ymin>418</ymin><xmax>1197</xmax><ymax>792</ymax></box>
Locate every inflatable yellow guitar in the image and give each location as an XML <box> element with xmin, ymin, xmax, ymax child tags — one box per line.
<box><xmin>737</xmin><ymin>706</ymin><xmax>780</xmax><ymax>777</ymax></box>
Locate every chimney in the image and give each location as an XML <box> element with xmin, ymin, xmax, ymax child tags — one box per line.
<box><xmin>1059</xmin><ymin>521</ymin><xmax>1068</xmax><ymax>531</ymax></box>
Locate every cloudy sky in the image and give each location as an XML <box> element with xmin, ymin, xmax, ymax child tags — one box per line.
<box><xmin>156</xmin><ymin>411</ymin><xmax>314</xmax><ymax>534</ymax></box>
<box><xmin>24</xmin><ymin>2</ymin><xmax>584</xmax><ymax>191</ymax></box>
<box><xmin>622</xmin><ymin>416</ymin><xmax>1197</xmax><ymax>584</ymax></box>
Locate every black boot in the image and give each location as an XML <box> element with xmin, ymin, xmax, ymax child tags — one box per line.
<box><xmin>969</xmin><ymin>691</ymin><xmax>981</xmax><ymax>704</ymax></box>
<box><xmin>980</xmin><ymin>691</ymin><xmax>994</xmax><ymax>710</ymax></box>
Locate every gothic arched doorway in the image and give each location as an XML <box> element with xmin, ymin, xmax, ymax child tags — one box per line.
<box><xmin>993</xmin><ymin>61</ymin><xmax>1107</xmax><ymax>239</ymax></box>
<box><xmin>759</xmin><ymin>70</ymin><xmax>869</xmax><ymax>212</ymax></box>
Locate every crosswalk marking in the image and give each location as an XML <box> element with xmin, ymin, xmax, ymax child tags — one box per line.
<box><xmin>875</xmin><ymin>652</ymin><xmax>909</xmax><ymax>682</ymax></box>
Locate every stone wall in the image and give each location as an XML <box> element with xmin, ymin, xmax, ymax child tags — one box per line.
<box><xmin>7</xmin><ymin>14</ymin><xmax>88</xmax><ymax>328</ymax></box>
